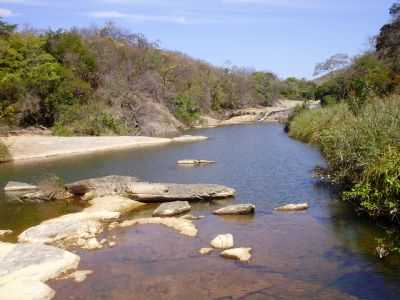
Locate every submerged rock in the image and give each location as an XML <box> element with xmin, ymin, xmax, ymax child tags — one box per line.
<box><xmin>199</xmin><ymin>248</ymin><xmax>213</xmax><ymax>255</ymax></box>
<box><xmin>274</xmin><ymin>203</ymin><xmax>309</xmax><ymax>212</ymax></box>
<box><xmin>120</xmin><ymin>217</ymin><xmax>198</xmax><ymax>237</ymax></box>
<box><xmin>177</xmin><ymin>160</ymin><xmax>216</xmax><ymax>165</ymax></box>
<box><xmin>220</xmin><ymin>248</ymin><xmax>252</xmax><ymax>262</ymax></box>
<box><xmin>4</xmin><ymin>181</ymin><xmax>38</xmax><ymax>192</ymax></box>
<box><xmin>213</xmin><ymin>204</ymin><xmax>255</xmax><ymax>215</ymax></box>
<box><xmin>0</xmin><ymin>230</ymin><xmax>13</xmax><ymax>238</ymax></box>
<box><xmin>84</xmin><ymin>195</ymin><xmax>148</xmax><ymax>214</ymax></box>
<box><xmin>127</xmin><ymin>183</ymin><xmax>235</xmax><ymax>203</ymax></box>
<box><xmin>0</xmin><ymin>242</ymin><xmax>79</xmax><ymax>300</ymax></box>
<box><xmin>153</xmin><ymin>201</ymin><xmax>191</xmax><ymax>217</ymax></box>
<box><xmin>210</xmin><ymin>234</ymin><xmax>234</xmax><ymax>249</ymax></box>
<box><xmin>59</xmin><ymin>270</ymin><xmax>93</xmax><ymax>283</ymax></box>
<box><xmin>180</xmin><ymin>214</ymin><xmax>205</xmax><ymax>221</ymax></box>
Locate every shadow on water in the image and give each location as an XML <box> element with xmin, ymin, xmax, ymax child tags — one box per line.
<box><xmin>0</xmin><ymin>123</ymin><xmax>400</xmax><ymax>299</ymax></box>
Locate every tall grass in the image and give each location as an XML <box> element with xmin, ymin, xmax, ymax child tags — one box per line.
<box><xmin>288</xmin><ymin>97</ymin><xmax>400</xmax><ymax>221</ymax></box>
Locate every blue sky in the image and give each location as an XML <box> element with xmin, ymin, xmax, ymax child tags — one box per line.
<box><xmin>0</xmin><ymin>0</ymin><xmax>396</xmax><ymax>79</ymax></box>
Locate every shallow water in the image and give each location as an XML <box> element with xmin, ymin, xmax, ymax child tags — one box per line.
<box><xmin>0</xmin><ymin>123</ymin><xmax>399</xmax><ymax>299</ymax></box>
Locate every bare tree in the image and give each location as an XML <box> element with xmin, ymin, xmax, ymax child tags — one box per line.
<box><xmin>313</xmin><ymin>53</ymin><xmax>351</xmax><ymax>77</ymax></box>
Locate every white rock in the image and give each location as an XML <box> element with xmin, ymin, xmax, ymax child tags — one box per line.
<box><xmin>0</xmin><ymin>279</ymin><xmax>55</xmax><ymax>300</ymax></box>
<box><xmin>199</xmin><ymin>248</ymin><xmax>213</xmax><ymax>255</ymax></box>
<box><xmin>220</xmin><ymin>248</ymin><xmax>252</xmax><ymax>262</ymax></box>
<box><xmin>213</xmin><ymin>204</ymin><xmax>255</xmax><ymax>215</ymax></box>
<box><xmin>152</xmin><ymin>201</ymin><xmax>191</xmax><ymax>217</ymax></box>
<box><xmin>84</xmin><ymin>196</ymin><xmax>148</xmax><ymax>215</ymax></box>
<box><xmin>210</xmin><ymin>234</ymin><xmax>234</xmax><ymax>249</ymax></box>
<box><xmin>120</xmin><ymin>217</ymin><xmax>198</xmax><ymax>237</ymax></box>
<box><xmin>172</xmin><ymin>135</ymin><xmax>208</xmax><ymax>143</ymax></box>
<box><xmin>108</xmin><ymin>241</ymin><xmax>116</xmax><ymax>248</ymax></box>
<box><xmin>274</xmin><ymin>203</ymin><xmax>309</xmax><ymax>212</ymax></box>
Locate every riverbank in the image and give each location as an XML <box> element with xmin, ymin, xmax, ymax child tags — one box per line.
<box><xmin>0</xmin><ymin>135</ymin><xmax>208</xmax><ymax>164</ymax></box>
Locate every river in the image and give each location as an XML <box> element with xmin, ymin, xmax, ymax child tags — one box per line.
<box><xmin>0</xmin><ymin>123</ymin><xmax>399</xmax><ymax>299</ymax></box>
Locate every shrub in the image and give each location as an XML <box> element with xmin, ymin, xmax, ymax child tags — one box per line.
<box><xmin>174</xmin><ymin>95</ymin><xmax>200</xmax><ymax>125</ymax></box>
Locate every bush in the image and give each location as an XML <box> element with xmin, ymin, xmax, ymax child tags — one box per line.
<box><xmin>288</xmin><ymin>97</ymin><xmax>400</xmax><ymax>220</ymax></box>
<box><xmin>174</xmin><ymin>95</ymin><xmax>200</xmax><ymax>125</ymax></box>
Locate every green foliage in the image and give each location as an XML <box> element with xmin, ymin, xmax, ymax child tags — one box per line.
<box><xmin>288</xmin><ymin>97</ymin><xmax>400</xmax><ymax>220</ymax></box>
<box><xmin>252</xmin><ymin>72</ymin><xmax>280</xmax><ymax>106</ymax></box>
<box><xmin>0</xmin><ymin>18</ymin><xmax>16</xmax><ymax>37</ymax></box>
<box><xmin>281</xmin><ymin>77</ymin><xmax>316</xmax><ymax>101</ymax></box>
<box><xmin>174</xmin><ymin>95</ymin><xmax>200</xmax><ymax>125</ymax></box>
<box><xmin>52</xmin><ymin>103</ymin><xmax>130</xmax><ymax>136</ymax></box>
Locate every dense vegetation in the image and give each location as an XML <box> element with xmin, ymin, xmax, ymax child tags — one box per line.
<box><xmin>0</xmin><ymin>20</ymin><xmax>314</xmax><ymax>137</ymax></box>
<box><xmin>288</xmin><ymin>3</ymin><xmax>400</xmax><ymax>222</ymax></box>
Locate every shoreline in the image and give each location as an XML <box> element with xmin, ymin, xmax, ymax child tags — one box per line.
<box><xmin>0</xmin><ymin>135</ymin><xmax>207</xmax><ymax>164</ymax></box>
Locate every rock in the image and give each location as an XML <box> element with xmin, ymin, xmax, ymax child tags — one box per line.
<box><xmin>83</xmin><ymin>195</ymin><xmax>148</xmax><ymax>215</ymax></box>
<box><xmin>6</xmin><ymin>189</ymin><xmax>73</xmax><ymax>203</ymax></box>
<box><xmin>0</xmin><ymin>230</ymin><xmax>13</xmax><ymax>238</ymax></box>
<box><xmin>0</xmin><ymin>279</ymin><xmax>55</xmax><ymax>300</ymax></box>
<box><xmin>274</xmin><ymin>203</ymin><xmax>309</xmax><ymax>212</ymax></box>
<box><xmin>108</xmin><ymin>222</ymin><xmax>120</xmax><ymax>230</ymax></box>
<box><xmin>153</xmin><ymin>201</ymin><xmax>191</xmax><ymax>217</ymax></box>
<box><xmin>199</xmin><ymin>248</ymin><xmax>213</xmax><ymax>255</ymax></box>
<box><xmin>66</xmin><ymin>175</ymin><xmax>140</xmax><ymax>197</ymax></box>
<box><xmin>108</xmin><ymin>241</ymin><xmax>116</xmax><ymax>248</ymax></box>
<box><xmin>220</xmin><ymin>248</ymin><xmax>252</xmax><ymax>262</ymax></box>
<box><xmin>0</xmin><ymin>242</ymin><xmax>79</xmax><ymax>300</ymax></box>
<box><xmin>18</xmin><ymin>211</ymin><xmax>119</xmax><ymax>249</ymax></box>
<box><xmin>172</xmin><ymin>135</ymin><xmax>208</xmax><ymax>143</ymax></box>
<box><xmin>59</xmin><ymin>270</ymin><xmax>93</xmax><ymax>283</ymax></box>
<box><xmin>82</xmin><ymin>238</ymin><xmax>103</xmax><ymax>250</ymax></box>
<box><xmin>120</xmin><ymin>217</ymin><xmax>198</xmax><ymax>237</ymax></box>
<box><xmin>210</xmin><ymin>234</ymin><xmax>234</xmax><ymax>249</ymax></box>
<box><xmin>81</xmin><ymin>191</ymin><xmax>97</xmax><ymax>201</ymax></box>
<box><xmin>127</xmin><ymin>183</ymin><xmax>235</xmax><ymax>203</ymax></box>
<box><xmin>180</xmin><ymin>214</ymin><xmax>205</xmax><ymax>221</ymax></box>
<box><xmin>177</xmin><ymin>160</ymin><xmax>216</xmax><ymax>165</ymax></box>
<box><xmin>213</xmin><ymin>204</ymin><xmax>256</xmax><ymax>215</ymax></box>
<box><xmin>4</xmin><ymin>181</ymin><xmax>38</xmax><ymax>192</ymax></box>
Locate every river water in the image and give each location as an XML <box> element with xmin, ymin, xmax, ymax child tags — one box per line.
<box><xmin>0</xmin><ymin>123</ymin><xmax>399</xmax><ymax>299</ymax></box>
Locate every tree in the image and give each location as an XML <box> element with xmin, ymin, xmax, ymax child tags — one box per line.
<box><xmin>0</xmin><ymin>18</ymin><xmax>16</xmax><ymax>37</ymax></box>
<box><xmin>314</xmin><ymin>53</ymin><xmax>351</xmax><ymax>77</ymax></box>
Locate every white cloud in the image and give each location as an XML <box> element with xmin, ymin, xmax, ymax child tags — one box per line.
<box><xmin>222</xmin><ymin>0</ymin><xmax>319</xmax><ymax>8</ymax></box>
<box><xmin>0</xmin><ymin>7</ymin><xmax>14</xmax><ymax>16</ymax></box>
<box><xmin>87</xmin><ymin>10</ymin><xmax>186</xmax><ymax>24</ymax></box>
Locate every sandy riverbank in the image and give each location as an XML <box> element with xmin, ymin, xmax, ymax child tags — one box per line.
<box><xmin>0</xmin><ymin>135</ymin><xmax>207</xmax><ymax>163</ymax></box>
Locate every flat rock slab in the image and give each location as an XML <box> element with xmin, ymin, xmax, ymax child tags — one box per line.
<box><xmin>84</xmin><ymin>196</ymin><xmax>148</xmax><ymax>214</ymax></box>
<box><xmin>4</xmin><ymin>181</ymin><xmax>38</xmax><ymax>192</ymax></box>
<box><xmin>210</xmin><ymin>234</ymin><xmax>234</xmax><ymax>249</ymax></box>
<box><xmin>221</xmin><ymin>248</ymin><xmax>252</xmax><ymax>262</ymax></box>
<box><xmin>177</xmin><ymin>160</ymin><xmax>216</xmax><ymax>165</ymax></box>
<box><xmin>172</xmin><ymin>135</ymin><xmax>208</xmax><ymax>143</ymax></box>
<box><xmin>0</xmin><ymin>242</ymin><xmax>79</xmax><ymax>300</ymax></box>
<box><xmin>120</xmin><ymin>217</ymin><xmax>198</xmax><ymax>237</ymax></box>
<box><xmin>153</xmin><ymin>201</ymin><xmax>191</xmax><ymax>217</ymax></box>
<box><xmin>66</xmin><ymin>175</ymin><xmax>140</xmax><ymax>197</ymax></box>
<box><xmin>275</xmin><ymin>203</ymin><xmax>309</xmax><ymax>212</ymax></box>
<box><xmin>213</xmin><ymin>204</ymin><xmax>255</xmax><ymax>215</ymax></box>
<box><xmin>18</xmin><ymin>211</ymin><xmax>119</xmax><ymax>249</ymax></box>
<box><xmin>127</xmin><ymin>183</ymin><xmax>235</xmax><ymax>203</ymax></box>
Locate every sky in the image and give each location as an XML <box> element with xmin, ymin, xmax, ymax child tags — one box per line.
<box><xmin>0</xmin><ymin>0</ymin><xmax>396</xmax><ymax>79</ymax></box>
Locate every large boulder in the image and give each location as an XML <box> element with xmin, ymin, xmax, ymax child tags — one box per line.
<box><xmin>66</xmin><ymin>175</ymin><xmax>139</xmax><ymax>197</ymax></box>
<box><xmin>127</xmin><ymin>183</ymin><xmax>235</xmax><ymax>203</ymax></box>
<box><xmin>153</xmin><ymin>201</ymin><xmax>191</xmax><ymax>217</ymax></box>
<box><xmin>5</xmin><ymin>190</ymin><xmax>72</xmax><ymax>203</ymax></box>
<box><xmin>213</xmin><ymin>204</ymin><xmax>255</xmax><ymax>215</ymax></box>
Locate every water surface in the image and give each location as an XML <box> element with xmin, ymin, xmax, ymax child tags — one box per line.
<box><xmin>0</xmin><ymin>123</ymin><xmax>399</xmax><ymax>299</ymax></box>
